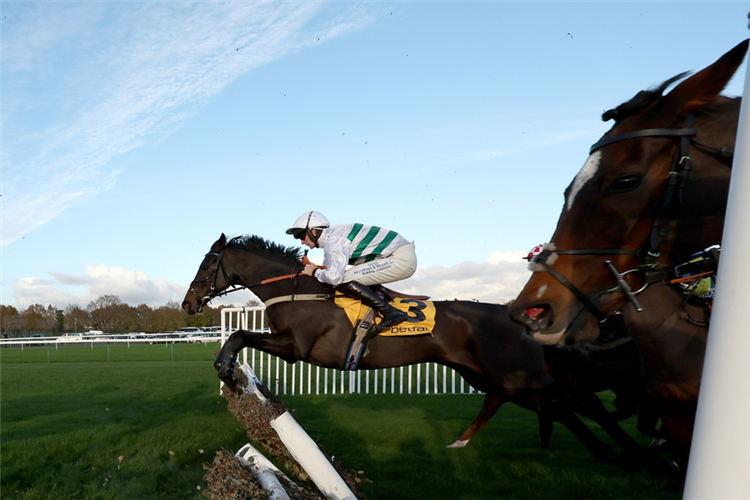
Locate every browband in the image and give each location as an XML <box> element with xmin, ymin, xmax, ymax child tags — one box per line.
<box><xmin>590</xmin><ymin>127</ymin><xmax>697</xmax><ymax>154</ymax></box>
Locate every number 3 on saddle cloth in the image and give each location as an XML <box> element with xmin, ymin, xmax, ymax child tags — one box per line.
<box><xmin>336</xmin><ymin>289</ymin><xmax>436</xmax><ymax>371</ymax></box>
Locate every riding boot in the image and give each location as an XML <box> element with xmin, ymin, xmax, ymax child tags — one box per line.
<box><xmin>337</xmin><ymin>281</ymin><xmax>408</xmax><ymax>334</ymax></box>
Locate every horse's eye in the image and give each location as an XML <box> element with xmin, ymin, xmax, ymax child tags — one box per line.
<box><xmin>608</xmin><ymin>175</ymin><xmax>642</xmax><ymax>194</ymax></box>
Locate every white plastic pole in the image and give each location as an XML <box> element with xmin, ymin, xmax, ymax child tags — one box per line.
<box><xmin>237</xmin><ymin>363</ymin><xmax>267</xmax><ymax>403</ymax></box>
<box><xmin>683</xmin><ymin>32</ymin><xmax>750</xmax><ymax>498</ymax></box>
<box><xmin>235</xmin><ymin>443</ymin><xmax>291</xmax><ymax>500</ymax></box>
<box><xmin>270</xmin><ymin>411</ymin><xmax>357</xmax><ymax>500</ymax></box>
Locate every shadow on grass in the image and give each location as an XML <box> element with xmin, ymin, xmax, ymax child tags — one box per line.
<box><xmin>282</xmin><ymin>393</ymin><xmax>682</xmax><ymax>500</ymax></box>
<box><xmin>1</xmin><ymin>354</ymin><xmax>682</xmax><ymax>500</ymax></box>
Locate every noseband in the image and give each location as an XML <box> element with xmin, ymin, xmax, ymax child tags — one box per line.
<box><xmin>533</xmin><ymin>115</ymin><xmax>728</xmax><ymax>321</ymax></box>
<box><xmin>531</xmin><ymin>248</ymin><xmax>644</xmax><ymax>322</ymax></box>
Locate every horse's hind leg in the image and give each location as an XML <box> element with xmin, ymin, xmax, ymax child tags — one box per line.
<box><xmin>447</xmin><ymin>394</ymin><xmax>506</xmax><ymax>448</ymax></box>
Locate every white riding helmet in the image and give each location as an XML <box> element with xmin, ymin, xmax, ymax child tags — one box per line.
<box><xmin>285</xmin><ymin>211</ymin><xmax>330</xmax><ymax>239</ymax></box>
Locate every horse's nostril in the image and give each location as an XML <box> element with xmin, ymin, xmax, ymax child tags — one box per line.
<box><xmin>526</xmin><ymin>307</ymin><xmax>546</xmax><ymax>320</ymax></box>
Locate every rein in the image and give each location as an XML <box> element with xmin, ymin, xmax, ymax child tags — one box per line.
<box><xmin>191</xmin><ymin>248</ymin><xmax>328</xmax><ymax>308</ymax></box>
<box><xmin>533</xmin><ymin>116</ymin><xmax>726</xmax><ymax>321</ymax></box>
<box><xmin>531</xmin><ymin>248</ymin><xmax>644</xmax><ymax>322</ymax></box>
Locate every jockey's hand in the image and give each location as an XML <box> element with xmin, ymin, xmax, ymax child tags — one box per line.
<box><xmin>302</xmin><ymin>263</ymin><xmax>318</xmax><ymax>277</ymax></box>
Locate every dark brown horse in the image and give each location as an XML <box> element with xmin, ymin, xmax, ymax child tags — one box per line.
<box><xmin>182</xmin><ymin>233</ymin><xmax>660</xmax><ymax>463</ymax></box>
<box><xmin>509</xmin><ymin>40</ymin><xmax>747</xmax><ymax>471</ymax></box>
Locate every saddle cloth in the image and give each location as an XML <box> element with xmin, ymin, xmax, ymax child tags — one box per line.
<box><xmin>334</xmin><ymin>294</ymin><xmax>436</xmax><ymax>336</ymax></box>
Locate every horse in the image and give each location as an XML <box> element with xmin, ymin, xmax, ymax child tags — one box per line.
<box><xmin>509</xmin><ymin>39</ymin><xmax>747</xmax><ymax>472</ymax></box>
<box><xmin>182</xmin><ymin>233</ymin><xmax>663</xmax><ymax>464</ymax></box>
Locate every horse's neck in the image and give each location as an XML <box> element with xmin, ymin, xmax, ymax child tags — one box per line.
<box><xmin>623</xmin><ymin>285</ymin><xmax>707</xmax><ymax>386</ymax></box>
<box><xmin>228</xmin><ymin>251</ymin><xmax>295</xmax><ymax>298</ymax></box>
<box><xmin>664</xmin><ymin>215</ymin><xmax>724</xmax><ymax>266</ymax></box>
<box><xmin>228</xmin><ymin>250</ymin><xmax>329</xmax><ymax>302</ymax></box>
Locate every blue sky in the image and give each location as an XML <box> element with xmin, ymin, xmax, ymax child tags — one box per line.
<box><xmin>2</xmin><ymin>1</ymin><xmax>749</xmax><ymax>310</ymax></box>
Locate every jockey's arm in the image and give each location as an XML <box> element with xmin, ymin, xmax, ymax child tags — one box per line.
<box><xmin>313</xmin><ymin>236</ymin><xmax>350</xmax><ymax>287</ymax></box>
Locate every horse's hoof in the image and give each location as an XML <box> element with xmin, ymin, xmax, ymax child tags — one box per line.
<box><xmin>215</xmin><ymin>352</ymin><xmax>237</xmax><ymax>376</ymax></box>
<box><xmin>220</xmin><ymin>377</ymin><xmax>239</xmax><ymax>393</ymax></box>
<box><xmin>592</xmin><ymin>446</ymin><xmax>617</xmax><ymax>462</ymax></box>
<box><xmin>663</xmin><ymin>459</ymin><xmax>681</xmax><ymax>477</ymax></box>
<box><xmin>604</xmin><ymin>451</ymin><xmax>640</xmax><ymax>471</ymax></box>
<box><xmin>648</xmin><ymin>437</ymin><xmax>668</xmax><ymax>448</ymax></box>
<box><xmin>446</xmin><ymin>439</ymin><xmax>469</xmax><ymax>449</ymax></box>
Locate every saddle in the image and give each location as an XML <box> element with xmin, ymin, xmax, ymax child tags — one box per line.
<box><xmin>341</xmin><ymin>286</ymin><xmax>435</xmax><ymax>371</ymax></box>
<box><xmin>378</xmin><ymin>285</ymin><xmax>430</xmax><ymax>302</ymax></box>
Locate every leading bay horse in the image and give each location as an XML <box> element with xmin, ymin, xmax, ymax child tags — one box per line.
<box><xmin>510</xmin><ymin>40</ymin><xmax>747</xmax><ymax>472</ymax></box>
<box><xmin>182</xmin><ymin>233</ymin><xmax>658</xmax><ymax>464</ymax></box>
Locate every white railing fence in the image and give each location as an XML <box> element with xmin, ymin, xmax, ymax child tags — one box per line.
<box><xmin>221</xmin><ymin>307</ymin><xmax>477</xmax><ymax>397</ymax></box>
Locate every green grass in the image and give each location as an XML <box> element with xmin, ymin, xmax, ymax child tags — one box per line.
<box><xmin>1</xmin><ymin>344</ymin><xmax>247</xmax><ymax>500</ymax></box>
<box><xmin>4</xmin><ymin>341</ymin><xmax>220</xmax><ymax>364</ymax></box>
<box><xmin>285</xmin><ymin>395</ymin><xmax>681</xmax><ymax>500</ymax></box>
<box><xmin>1</xmin><ymin>344</ymin><xmax>681</xmax><ymax>499</ymax></box>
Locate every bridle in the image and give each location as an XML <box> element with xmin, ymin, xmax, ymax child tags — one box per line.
<box><xmin>188</xmin><ymin>246</ymin><xmax>305</xmax><ymax>310</ymax></box>
<box><xmin>530</xmin><ymin>115</ymin><xmax>729</xmax><ymax>322</ymax></box>
<box><xmin>188</xmin><ymin>247</ymin><xmax>233</xmax><ymax>310</ymax></box>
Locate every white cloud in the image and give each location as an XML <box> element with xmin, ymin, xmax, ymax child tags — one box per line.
<box><xmin>300</xmin><ymin>251</ymin><xmax>530</xmax><ymax>303</ymax></box>
<box><xmin>398</xmin><ymin>253</ymin><xmax>531</xmax><ymax>303</ymax></box>
<box><xmin>1</xmin><ymin>2</ymin><xmax>374</xmax><ymax>247</ymax></box>
<box><xmin>485</xmin><ymin>250</ymin><xmax>527</xmax><ymax>264</ymax></box>
<box><xmin>13</xmin><ymin>264</ymin><xmax>187</xmax><ymax>309</ymax></box>
<box><xmin>11</xmin><ymin>250</ymin><xmax>530</xmax><ymax>310</ymax></box>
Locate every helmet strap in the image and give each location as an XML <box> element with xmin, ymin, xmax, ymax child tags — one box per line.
<box><xmin>307</xmin><ymin>228</ymin><xmax>322</xmax><ymax>248</ymax></box>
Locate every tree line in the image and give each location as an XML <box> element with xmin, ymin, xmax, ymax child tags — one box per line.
<box><xmin>0</xmin><ymin>294</ymin><xmax>259</xmax><ymax>337</ymax></box>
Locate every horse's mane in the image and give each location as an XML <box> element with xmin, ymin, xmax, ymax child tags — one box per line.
<box><xmin>602</xmin><ymin>71</ymin><xmax>690</xmax><ymax>123</ymax></box>
<box><xmin>227</xmin><ymin>234</ymin><xmax>302</xmax><ymax>261</ymax></box>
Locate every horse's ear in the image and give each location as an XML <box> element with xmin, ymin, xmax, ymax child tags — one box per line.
<box><xmin>213</xmin><ymin>233</ymin><xmax>227</xmax><ymax>252</ymax></box>
<box><xmin>662</xmin><ymin>39</ymin><xmax>748</xmax><ymax>117</ymax></box>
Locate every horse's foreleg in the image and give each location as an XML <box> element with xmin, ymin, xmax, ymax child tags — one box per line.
<box><xmin>636</xmin><ymin>398</ymin><xmax>667</xmax><ymax>441</ymax></box>
<box><xmin>539</xmin><ymin>396</ymin><xmax>615</xmax><ymax>460</ymax></box>
<box><xmin>447</xmin><ymin>393</ymin><xmax>506</xmax><ymax>448</ymax></box>
<box><xmin>572</xmin><ymin>391</ymin><xmax>679</xmax><ymax>476</ymax></box>
<box><xmin>538</xmin><ymin>407</ymin><xmax>553</xmax><ymax>450</ymax></box>
<box><xmin>214</xmin><ymin>329</ymin><xmax>298</xmax><ymax>391</ymax></box>
<box><xmin>214</xmin><ymin>331</ymin><xmax>243</xmax><ymax>391</ymax></box>
<box><xmin>572</xmin><ymin>391</ymin><xmax>644</xmax><ymax>452</ymax></box>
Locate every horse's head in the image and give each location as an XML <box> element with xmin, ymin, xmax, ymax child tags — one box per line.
<box><xmin>182</xmin><ymin>233</ymin><xmax>231</xmax><ymax>315</ymax></box>
<box><xmin>182</xmin><ymin>233</ymin><xmax>304</xmax><ymax>314</ymax></box>
<box><xmin>510</xmin><ymin>39</ymin><xmax>747</xmax><ymax>345</ymax></box>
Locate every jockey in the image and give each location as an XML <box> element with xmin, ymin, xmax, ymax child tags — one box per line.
<box><xmin>286</xmin><ymin>211</ymin><xmax>417</xmax><ymax>332</ymax></box>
